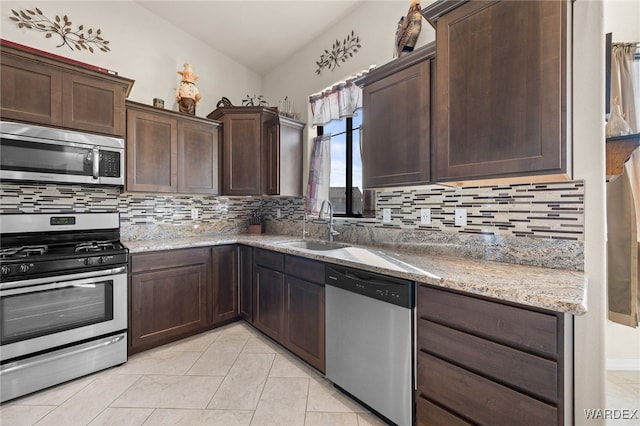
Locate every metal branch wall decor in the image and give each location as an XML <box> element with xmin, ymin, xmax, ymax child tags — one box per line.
<box><xmin>9</xmin><ymin>7</ymin><xmax>110</xmax><ymax>53</ymax></box>
<box><xmin>315</xmin><ymin>31</ymin><xmax>361</xmax><ymax>75</ymax></box>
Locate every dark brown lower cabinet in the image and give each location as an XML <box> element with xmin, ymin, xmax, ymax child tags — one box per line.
<box><xmin>285</xmin><ymin>277</ymin><xmax>324</xmax><ymax>371</ymax></box>
<box><xmin>254</xmin><ymin>264</ymin><xmax>286</xmax><ymax>342</ymax></box>
<box><xmin>129</xmin><ymin>248</ymin><xmax>211</xmax><ymax>354</ymax></box>
<box><xmin>210</xmin><ymin>245</ymin><xmax>238</xmax><ymax>325</ymax></box>
<box><xmin>416</xmin><ymin>284</ymin><xmax>565</xmax><ymax>426</ymax></box>
<box><xmin>238</xmin><ymin>245</ymin><xmax>254</xmax><ymax>322</ymax></box>
<box><xmin>252</xmin><ymin>249</ymin><xmax>326</xmax><ymax>373</ymax></box>
<box><xmin>129</xmin><ymin>246</ymin><xmax>241</xmax><ymax>354</ymax></box>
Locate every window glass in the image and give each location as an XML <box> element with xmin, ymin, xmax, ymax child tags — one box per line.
<box><xmin>319</xmin><ymin>109</ymin><xmax>373</xmax><ymax>217</ymax></box>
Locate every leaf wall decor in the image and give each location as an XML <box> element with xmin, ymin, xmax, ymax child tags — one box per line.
<box><xmin>9</xmin><ymin>7</ymin><xmax>111</xmax><ymax>53</ymax></box>
<box><xmin>315</xmin><ymin>30</ymin><xmax>361</xmax><ymax>75</ymax></box>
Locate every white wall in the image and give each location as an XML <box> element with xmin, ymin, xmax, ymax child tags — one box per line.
<box><xmin>0</xmin><ymin>1</ymin><xmax>262</xmax><ymax>118</ymax></box>
<box><xmin>573</xmin><ymin>1</ymin><xmax>608</xmax><ymax>423</ymax></box>
<box><xmin>604</xmin><ymin>0</ymin><xmax>640</xmax><ymax>42</ymax></box>
<box><xmin>603</xmin><ymin>0</ymin><xmax>640</xmax><ymax>370</ymax></box>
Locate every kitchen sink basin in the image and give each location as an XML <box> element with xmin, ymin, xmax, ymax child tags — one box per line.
<box><xmin>278</xmin><ymin>240</ymin><xmax>350</xmax><ymax>251</ymax></box>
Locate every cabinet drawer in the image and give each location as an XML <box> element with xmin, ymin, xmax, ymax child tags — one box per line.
<box><xmin>416</xmin><ymin>395</ymin><xmax>471</xmax><ymax>426</ymax></box>
<box><xmin>418</xmin><ymin>352</ymin><xmax>558</xmax><ymax>426</ymax></box>
<box><xmin>418</xmin><ymin>285</ymin><xmax>558</xmax><ymax>357</ymax></box>
<box><xmin>285</xmin><ymin>255</ymin><xmax>324</xmax><ymax>284</ymax></box>
<box><xmin>254</xmin><ymin>248</ymin><xmax>284</xmax><ymax>271</ymax></box>
<box><xmin>131</xmin><ymin>247</ymin><xmax>210</xmax><ymax>273</ymax></box>
<box><xmin>418</xmin><ymin>319</ymin><xmax>558</xmax><ymax>402</ymax></box>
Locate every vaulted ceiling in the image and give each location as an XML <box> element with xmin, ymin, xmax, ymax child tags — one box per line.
<box><xmin>135</xmin><ymin>1</ymin><xmax>364</xmax><ymax>76</ymax></box>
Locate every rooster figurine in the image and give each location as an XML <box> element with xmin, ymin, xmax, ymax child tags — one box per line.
<box><xmin>395</xmin><ymin>0</ymin><xmax>423</xmax><ymax>58</ymax></box>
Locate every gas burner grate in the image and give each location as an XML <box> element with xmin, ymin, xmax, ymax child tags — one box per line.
<box><xmin>74</xmin><ymin>241</ymin><xmax>119</xmax><ymax>253</ymax></box>
<box><xmin>0</xmin><ymin>245</ymin><xmax>49</xmax><ymax>259</ymax></box>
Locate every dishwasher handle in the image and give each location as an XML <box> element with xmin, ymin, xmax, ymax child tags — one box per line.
<box><xmin>325</xmin><ymin>264</ymin><xmax>414</xmax><ymax>308</ymax></box>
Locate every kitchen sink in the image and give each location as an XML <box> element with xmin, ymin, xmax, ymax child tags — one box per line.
<box><xmin>278</xmin><ymin>240</ymin><xmax>350</xmax><ymax>251</ymax></box>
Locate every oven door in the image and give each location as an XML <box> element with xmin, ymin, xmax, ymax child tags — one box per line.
<box><xmin>0</xmin><ymin>267</ymin><xmax>127</xmax><ymax>362</ymax></box>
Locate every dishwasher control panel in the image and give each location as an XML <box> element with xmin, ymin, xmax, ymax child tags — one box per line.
<box><xmin>325</xmin><ymin>264</ymin><xmax>414</xmax><ymax>308</ymax></box>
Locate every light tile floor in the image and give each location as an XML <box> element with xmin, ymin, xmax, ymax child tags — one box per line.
<box><xmin>606</xmin><ymin>370</ymin><xmax>640</xmax><ymax>426</ymax></box>
<box><xmin>0</xmin><ymin>322</ymin><xmax>387</xmax><ymax>426</ymax></box>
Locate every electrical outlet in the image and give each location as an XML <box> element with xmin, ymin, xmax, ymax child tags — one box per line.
<box><xmin>420</xmin><ymin>208</ymin><xmax>431</xmax><ymax>225</ymax></box>
<box><xmin>454</xmin><ymin>208</ymin><xmax>467</xmax><ymax>227</ymax></box>
<box><xmin>276</xmin><ymin>208</ymin><xmax>281</xmax><ymax>219</ymax></box>
<box><xmin>191</xmin><ymin>208</ymin><xmax>199</xmax><ymax>220</ymax></box>
<box><xmin>382</xmin><ymin>208</ymin><xmax>392</xmax><ymax>224</ymax></box>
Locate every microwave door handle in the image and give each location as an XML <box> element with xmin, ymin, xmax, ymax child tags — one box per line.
<box><xmin>92</xmin><ymin>147</ymin><xmax>100</xmax><ymax>180</ymax></box>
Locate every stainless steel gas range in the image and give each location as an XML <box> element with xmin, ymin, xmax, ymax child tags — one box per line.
<box><xmin>0</xmin><ymin>212</ymin><xmax>128</xmax><ymax>402</ymax></box>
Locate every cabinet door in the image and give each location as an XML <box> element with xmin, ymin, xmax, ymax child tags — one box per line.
<box><xmin>210</xmin><ymin>245</ymin><xmax>238</xmax><ymax>325</ymax></box>
<box><xmin>221</xmin><ymin>113</ymin><xmax>262</xmax><ymax>195</ymax></box>
<box><xmin>0</xmin><ymin>52</ymin><xmax>62</xmax><ymax>126</ymax></box>
<box><xmin>435</xmin><ymin>0</ymin><xmax>567</xmax><ymax>181</ymax></box>
<box><xmin>264</xmin><ymin>120</ymin><xmax>280</xmax><ymax>195</ymax></box>
<box><xmin>178</xmin><ymin>120</ymin><xmax>219</xmax><ymax>194</ymax></box>
<box><xmin>254</xmin><ymin>265</ymin><xmax>285</xmax><ymax>341</ymax></box>
<box><xmin>130</xmin><ymin>251</ymin><xmax>210</xmax><ymax>354</ymax></box>
<box><xmin>62</xmin><ymin>73</ymin><xmax>127</xmax><ymax>136</ymax></box>
<box><xmin>238</xmin><ymin>245</ymin><xmax>254</xmax><ymax>323</ymax></box>
<box><xmin>285</xmin><ymin>275</ymin><xmax>325</xmax><ymax>372</ymax></box>
<box><xmin>126</xmin><ymin>108</ymin><xmax>178</xmax><ymax>192</ymax></box>
<box><xmin>277</xmin><ymin>118</ymin><xmax>304</xmax><ymax>196</ymax></box>
<box><xmin>362</xmin><ymin>59</ymin><xmax>431</xmax><ymax>188</ymax></box>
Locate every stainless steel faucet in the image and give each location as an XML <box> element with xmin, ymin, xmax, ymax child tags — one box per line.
<box><xmin>318</xmin><ymin>199</ymin><xmax>340</xmax><ymax>242</ymax></box>
<box><xmin>302</xmin><ymin>212</ymin><xmax>309</xmax><ymax>240</ymax></box>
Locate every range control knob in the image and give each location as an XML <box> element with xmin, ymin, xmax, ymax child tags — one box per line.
<box><xmin>1</xmin><ymin>265</ymin><xmax>10</xmax><ymax>276</ymax></box>
<box><xmin>84</xmin><ymin>257</ymin><xmax>95</xmax><ymax>266</ymax></box>
<box><xmin>19</xmin><ymin>263</ymin><xmax>32</xmax><ymax>273</ymax></box>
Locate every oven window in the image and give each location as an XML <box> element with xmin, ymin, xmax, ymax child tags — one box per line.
<box><xmin>0</xmin><ymin>280</ymin><xmax>114</xmax><ymax>345</ymax></box>
<box><xmin>0</xmin><ymin>139</ymin><xmax>94</xmax><ymax>176</ymax></box>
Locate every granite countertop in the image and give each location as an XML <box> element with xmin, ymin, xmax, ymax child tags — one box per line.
<box><xmin>124</xmin><ymin>234</ymin><xmax>588</xmax><ymax>316</ymax></box>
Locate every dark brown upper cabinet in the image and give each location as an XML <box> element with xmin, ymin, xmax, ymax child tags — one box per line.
<box><xmin>423</xmin><ymin>0</ymin><xmax>571</xmax><ymax>183</ymax></box>
<box><xmin>356</xmin><ymin>43</ymin><xmax>435</xmax><ymax>188</ymax></box>
<box><xmin>126</xmin><ymin>101</ymin><xmax>220</xmax><ymax>194</ymax></box>
<box><xmin>0</xmin><ymin>41</ymin><xmax>133</xmax><ymax>137</ymax></box>
<box><xmin>207</xmin><ymin>106</ymin><xmax>304</xmax><ymax>196</ymax></box>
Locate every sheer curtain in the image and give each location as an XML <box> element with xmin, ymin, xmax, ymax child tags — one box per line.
<box><xmin>611</xmin><ymin>43</ymin><xmax>639</xmax><ymax>133</ymax></box>
<box><xmin>306</xmin><ymin>134</ymin><xmax>331</xmax><ymax>216</ymax></box>
<box><xmin>306</xmin><ymin>69</ymin><xmax>372</xmax><ymax>215</ymax></box>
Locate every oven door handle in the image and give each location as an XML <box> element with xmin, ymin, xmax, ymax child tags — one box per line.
<box><xmin>0</xmin><ymin>334</ymin><xmax>125</xmax><ymax>375</ymax></box>
<box><xmin>0</xmin><ymin>266</ymin><xmax>127</xmax><ymax>292</ymax></box>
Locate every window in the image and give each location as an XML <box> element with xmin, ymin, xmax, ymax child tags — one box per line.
<box><xmin>318</xmin><ymin>111</ymin><xmax>374</xmax><ymax>217</ymax></box>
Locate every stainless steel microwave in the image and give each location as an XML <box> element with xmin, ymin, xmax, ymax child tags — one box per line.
<box><xmin>0</xmin><ymin>121</ymin><xmax>124</xmax><ymax>186</ymax></box>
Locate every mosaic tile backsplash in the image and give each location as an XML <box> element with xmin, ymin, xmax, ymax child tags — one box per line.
<box><xmin>0</xmin><ymin>180</ymin><xmax>585</xmax><ymax>270</ymax></box>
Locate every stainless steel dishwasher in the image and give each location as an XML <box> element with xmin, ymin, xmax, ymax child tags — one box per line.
<box><xmin>325</xmin><ymin>264</ymin><xmax>414</xmax><ymax>426</ymax></box>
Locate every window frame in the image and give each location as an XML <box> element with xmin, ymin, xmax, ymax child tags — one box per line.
<box><xmin>317</xmin><ymin>115</ymin><xmax>363</xmax><ymax>218</ymax></box>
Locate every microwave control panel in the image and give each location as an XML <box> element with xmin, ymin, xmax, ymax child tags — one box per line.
<box><xmin>100</xmin><ymin>151</ymin><xmax>121</xmax><ymax>177</ymax></box>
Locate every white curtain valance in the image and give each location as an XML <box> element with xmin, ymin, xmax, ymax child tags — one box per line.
<box><xmin>309</xmin><ymin>67</ymin><xmax>374</xmax><ymax>126</ymax></box>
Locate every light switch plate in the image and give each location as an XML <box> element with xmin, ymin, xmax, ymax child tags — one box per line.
<box><xmin>382</xmin><ymin>208</ymin><xmax>392</xmax><ymax>224</ymax></box>
<box><xmin>454</xmin><ymin>208</ymin><xmax>467</xmax><ymax>227</ymax></box>
<box><xmin>276</xmin><ymin>208</ymin><xmax>281</xmax><ymax>219</ymax></box>
<box><xmin>191</xmin><ymin>208</ymin><xmax>199</xmax><ymax>220</ymax></box>
<box><xmin>420</xmin><ymin>208</ymin><xmax>431</xmax><ymax>225</ymax></box>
